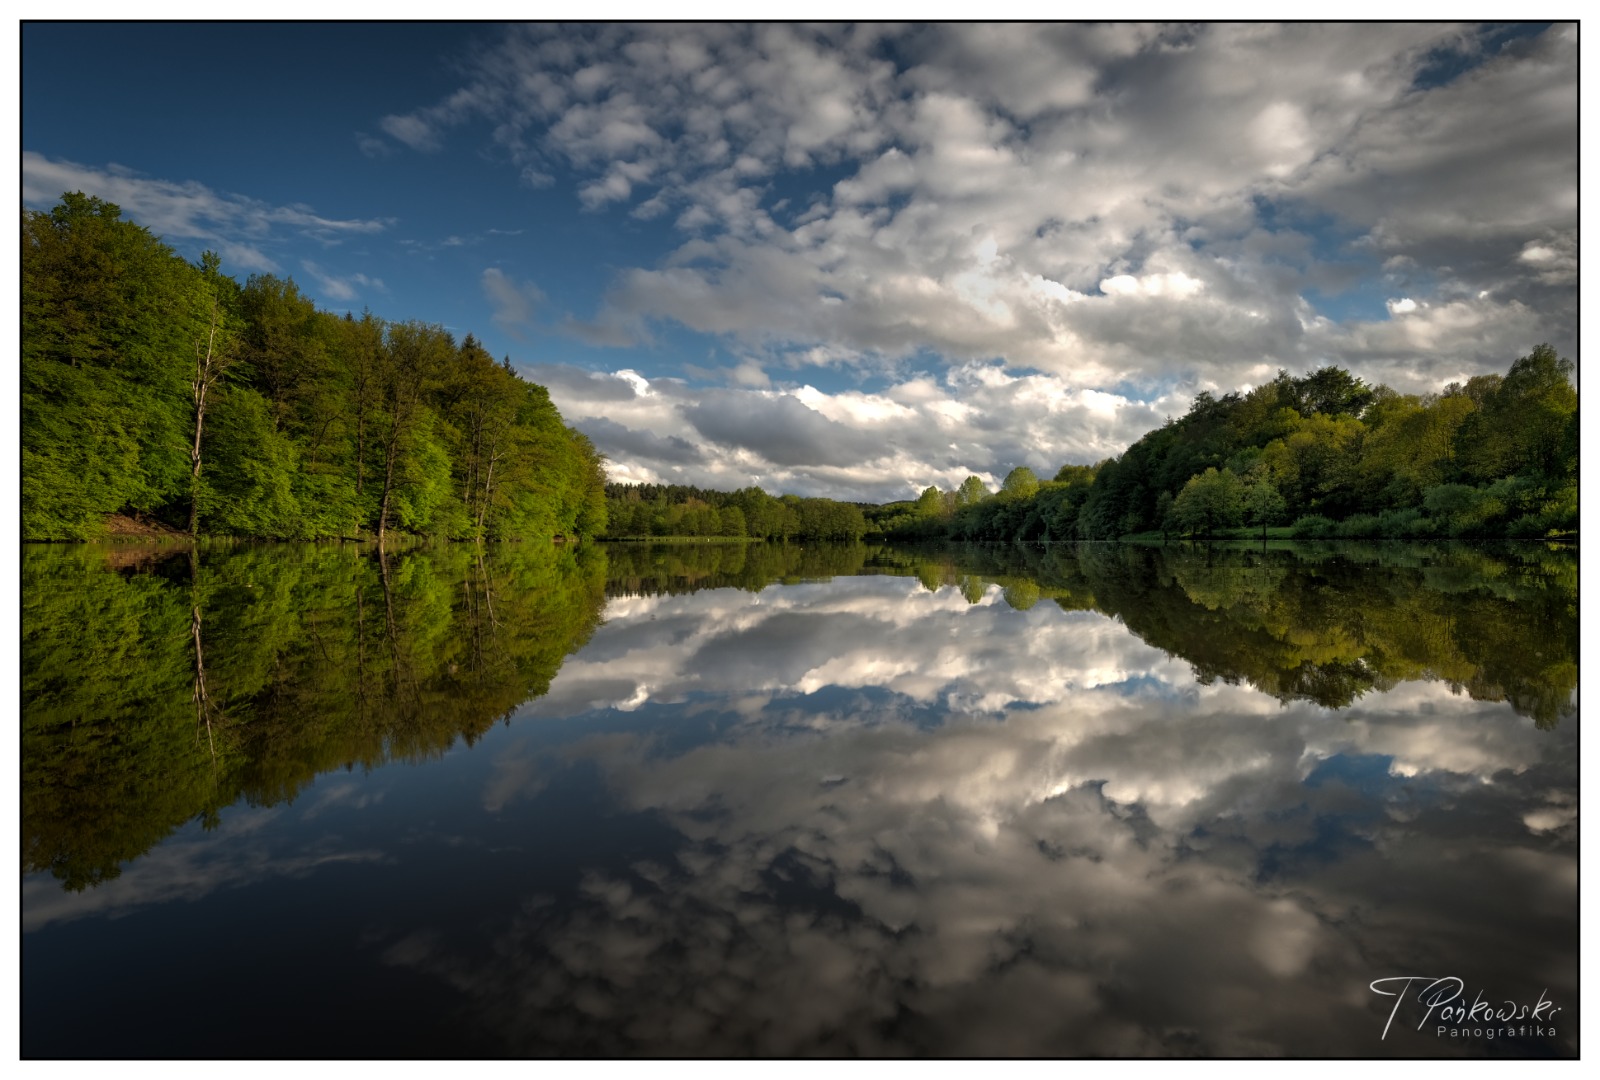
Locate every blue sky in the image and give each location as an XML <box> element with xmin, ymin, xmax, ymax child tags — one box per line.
<box><xmin>20</xmin><ymin>21</ymin><xmax>1578</xmax><ymax>501</ymax></box>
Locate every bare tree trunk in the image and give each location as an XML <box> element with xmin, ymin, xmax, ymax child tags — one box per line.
<box><xmin>188</xmin><ymin>398</ymin><xmax>207</xmax><ymax>536</ymax></box>
<box><xmin>377</xmin><ymin>426</ymin><xmax>399</xmax><ymax>548</ymax></box>
<box><xmin>476</xmin><ymin>450</ymin><xmax>498</xmax><ymax>536</ymax></box>
<box><xmin>189</xmin><ymin>303</ymin><xmax>221</xmax><ymax>536</ymax></box>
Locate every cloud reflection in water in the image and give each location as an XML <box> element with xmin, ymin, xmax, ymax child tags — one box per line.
<box><xmin>380</xmin><ymin>574</ymin><xmax>1575</xmax><ymax>1056</ymax></box>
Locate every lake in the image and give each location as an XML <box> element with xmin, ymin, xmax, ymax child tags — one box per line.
<box><xmin>21</xmin><ymin>539</ymin><xmax>1578</xmax><ymax>1057</ymax></box>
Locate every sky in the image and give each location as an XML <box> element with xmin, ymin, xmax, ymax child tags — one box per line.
<box><xmin>18</xmin><ymin>19</ymin><xmax>1580</xmax><ymax>502</ymax></box>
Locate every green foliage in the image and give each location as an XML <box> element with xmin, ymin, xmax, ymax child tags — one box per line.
<box><xmin>887</xmin><ymin>347</ymin><xmax>1574</xmax><ymax>542</ymax></box>
<box><xmin>1170</xmin><ymin>467</ymin><xmax>1245</xmax><ymax>537</ymax></box>
<box><xmin>22</xmin><ymin>194</ymin><xmax>605</xmax><ymax>543</ymax></box>
<box><xmin>1455</xmin><ymin>344</ymin><xmax>1578</xmax><ymax>485</ymax></box>
<box><xmin>600</xmin><ymin>482</ymin><xmax>863</xmax><ymax>541</ymax></box>
<box><xmin>1000</xmin><ymin>466</ymin><xmax>1040</xmax><ymax>500</ymax></box>
<box><xmin>196</xmin><ymin>388</ymin><xmax>303</xmax><ymax>537</ymax></box>
<box><xmin>22</xmin><ymin>193</ymin><xmax>202</xmax><ymax>537</ymax></box>
<box><xmin>1290</xmin><ymin>514</ymin><xmax>1336</xmax><ymax>539</ymax></box>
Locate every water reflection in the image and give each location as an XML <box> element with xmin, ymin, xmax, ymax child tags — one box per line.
<box><xmin>23</xmin><ymin>542</ymin><xmax>608</xmax><ymax>891</ymax></box>
<box><xmin>21</xmin><ymin>541</ymin><xmax>1576</xmax><ymax>1057</ymax></box>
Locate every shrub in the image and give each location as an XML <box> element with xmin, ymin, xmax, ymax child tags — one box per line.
<box><xmin>1290</xmin><ymin>514</ymin><xmax>1335</xmax><ymax>539</ymax></box>
<box><xmin>1377</xmin><ymin>507</ymin><xmax>1433</xmax><ymax>538</ymax></box>
<box><xmin>1335</xmin><ymin>513</ymin><xmax>1383</xmax><ymax>539</ymax></box>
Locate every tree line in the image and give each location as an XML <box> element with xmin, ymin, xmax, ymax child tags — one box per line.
<box><xmin>602</xmin><ymin>482</ymin><xmax>868</xmax><ymax>541</ymax></box>
<box><xmin>871</xmin><ymin>353</ymin><xmax>1577</xmax><ymax>542</ymax></box>
<box><xmin>23</xmin><ymin>192</ymin><xmax>607</xmax><ymax>543</ymax></box>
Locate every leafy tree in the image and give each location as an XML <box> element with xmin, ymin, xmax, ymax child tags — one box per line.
<box><xmin>195</xmin><ymin>388</ymin><xmax>303</xmax><ymax>536</ymax></box>
<box><xmin>22</xmin><ymin>193</ymin><xmax>199</xmax><ymax>537</ymax></box>
<box><xmin>1171</xmin><ymin>467</ymin><xmax>1245</xmax><ymax>537</ymax></box>
<box><xmin>1456</xmin><ymin>344</ymin><xmax>1577</xmax><ymax>486</ymax></box>
<box><xmin>1000</xmin><ymin>466</ymin><xmax>1040</xmax><ymax>500</ymax></box>
<box><xmin>372</xmin><ymin>321</ymin><xmax>453</xmax><ymax>545</ymax></box>
<box><xmin>23</xmin><ymin>194</ymin><xmax>609</xmax><ymax>544</ymax></box>
<box><xmin>1244</xmin><ymin>475</ymin><xmax>1287</xmax><ymax>539</ymax></box>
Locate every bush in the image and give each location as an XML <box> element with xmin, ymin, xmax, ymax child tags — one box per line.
<box><xmin>1505</xmin><ymin>514</ymin><xmax>1548</xmax><ymax>539</ymax></box>
<box><xmin>1377</xmin><ymin>507</ymin><xmax>1434</xmax><ymax>538</ymax></box>
<box><xmin>1424</xmin><ymin>482</ymin><xmax>1507</xmax><ymax>536</ymax></box>
<box><xmin>1290</xmin><ymin>514</ymin><xmax>1335</xmax><ymax>539</ymax></box>
<box><xmin>1335</xmin><ymin>513</ymin><xmax>1383</xmax><ymax>539</ymax></box>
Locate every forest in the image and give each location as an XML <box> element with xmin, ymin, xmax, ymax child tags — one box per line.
<box><xmin>870</xmin><ymin>354</ymin><xmax>1578</xmax><ymax>542</ymax></box>
<box><xmin>601</xmin><ymin>482</ymin><xmax>868</xmax><ymax>541</ymax></box>
<box><xmin>23</xmin><ymin>192</ymin><xmax>607</xmax><ymax>543</ymax></box>
<box><xmin>597</xmin><ymin>352</ymin><xmax>1576</xmax><ymax>544</ymax></box>
<box><xmin>24</xmin><ymin>193</ymin><xmax>1575</xmax><ymax>546</ymax></box>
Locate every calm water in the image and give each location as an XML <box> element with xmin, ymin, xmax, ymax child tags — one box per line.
<box><xmin>22</xmin><ymin>540</ymin><xmax>1577</xmax><ymax>1057</ymax></box>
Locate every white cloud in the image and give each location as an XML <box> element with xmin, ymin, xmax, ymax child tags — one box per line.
<box><xmin>300</xmin><ymin>261</ymin><xmax>384</xmax><ymax>305</ymax></box>
<box><xmin>380</xmin><ymin>24</ymin><xmax>1573</xmax><ymax>396</ymax></box>
<box><xmin>481</xmin><ymin>267</ymin><xmax>547</xmax><ymax>338</ymax></box>
<box><xmin>525</xmin><ymin>359</ymin><xmax>1178</xmax><ymax>500</ymax></box>
<box><xmin>23</xmin><ymin>151</ymin><xmax>391</xmax><ymax>274</ymax></box>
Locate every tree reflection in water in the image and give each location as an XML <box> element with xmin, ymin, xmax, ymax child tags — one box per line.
<box><xmin>21</xmin><ymin>539</ymin><xmax>1576</xmax><ymax>1057</ymax></box>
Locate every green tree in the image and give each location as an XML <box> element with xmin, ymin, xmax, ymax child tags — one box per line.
<box><xmin>1244</xmin><ymin>475</ymin><xmax>1287</xmax><ymax>539</ymax></box>
<box><xmin>22</xmin><ymin>192</ymin><xmax>199</xmax><ymax>537</ymax></box>
<box><xmin>1456</xmin><ymin>344</ymin><xmax>1577</xmax><ymax>486</ymax></box>
<box><xmin>1171</xmin><ymin>467</ymin><xmax>1245</xmax><ymax>537</ymax></box>
<box><xmin>372</xmin><ymin>322</ymin><xmax>453</xmax><ymax>546</ymax></box>
<box><xmin>195</xmin><ymin>388</ymin><xmax>303</xmax><ymax>536</ymax></box>
<box><xmin>1000</xmin><ymin>466</ymin><xmax>1039</xmax><ymax>500</ymax></box>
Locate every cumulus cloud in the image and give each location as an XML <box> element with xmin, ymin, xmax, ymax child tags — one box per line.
<box><xmin>380</xmin><ymin>23</ymin><xmax>1574</xmax><ymax>401</ymax></box>
<box><xmin>22</xmin><ymin>151</ymin><xmax>391</xmax><ymax>273</ymax></box>
<box><xmin>527</xmin><ymin>358</ymin><xmax>1179</xmax><ymax>500</ymax></box>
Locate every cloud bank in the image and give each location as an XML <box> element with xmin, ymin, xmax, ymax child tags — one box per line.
<box><xmin>379</xmin><ymin>24</ymin><xmax>1573</xmax><ymax>380</ymax></box>
<box><xmin>374</xmin><ymin>23</ymin><xmax>1574</xmax><ymax>496</ymax></box>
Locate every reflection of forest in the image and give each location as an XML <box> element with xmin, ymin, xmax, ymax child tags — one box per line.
<box><xmin>23</xmin><ymin>539</ymin><xmax>1574</xmax><ymax>893</ymax></box>
<box><xmin>23</xmin><ymin>543</ymin><xmax>607</xmax><ymax>891</ymax></box>
<box><xmin>872</xmin><ymin>540</ymin><xmax>1578</xmax><ymax>728</ymax></box>
<box><xmin>602</xmin><ymin>540</ymin><xmax>881</xmax><ymax>595</ymax></box>
<box><xmin>598</xmin><ymin>539</ymin><xmax>1576</xmax><ymax>728</ymax></box>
